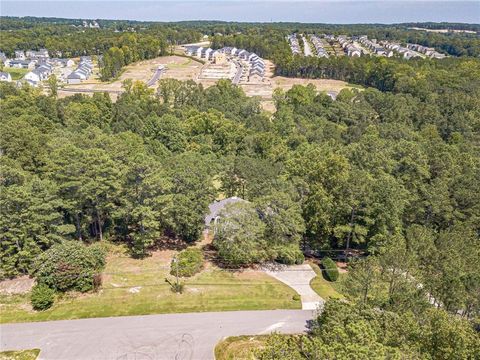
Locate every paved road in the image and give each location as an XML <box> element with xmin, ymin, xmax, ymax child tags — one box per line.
<box><xmin>232</xmin><ymin>59</ymin><xmax>243</xmax><ymax>85</ymax></box>
<box><xmin>264</xmin><ymin>264</ymin><xmax>324</xmax><ymax>310</ymax></box>
<box><xmin>301</xmin><ymin>36</ymin><xmax>313</xmax><ymax>56</ymax></box>
<box><xmin>147</xmin><ymin>67</ymin><xmax>165</xmax><ymax>87</ymax></box>
<box><xmin>0</xmin><ymin>310</ymin><xmax>314</xmax><ymax>360</ymax></box>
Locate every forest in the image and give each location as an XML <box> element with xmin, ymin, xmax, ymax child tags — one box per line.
<box><xmin>1</xmin><ymin>18</ymin><xmax>479</xmax><ymax>357</ymax></box>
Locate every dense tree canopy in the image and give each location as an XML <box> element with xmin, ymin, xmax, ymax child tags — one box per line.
<box><xmin>1</xmin><ymin>20</ymin><xmax>479</xmax><ymax>330</ymax></box>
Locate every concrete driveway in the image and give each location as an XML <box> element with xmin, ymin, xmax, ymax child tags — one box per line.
<box><xmin>0</xmin><ymin>310</ymin><xmax>313</xmax><ymax>360</ymax></box>
<box><xmin>264</xmin><ymin>264</ymin><xmax>324</xmax><ymax>310</ymax></box>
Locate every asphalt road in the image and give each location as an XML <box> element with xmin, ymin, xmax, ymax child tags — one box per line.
<box><xmin>0</xmin><ymin>310</ymin><xmax>314</xmax><ymax>360</ymax></box>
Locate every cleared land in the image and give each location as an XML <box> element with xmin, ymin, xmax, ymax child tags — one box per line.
<box><xmin>2</xmin><ymin>68</ymin><xmax>28</xmax><ymax>80</ymax></box>
<box><xmin>58</xmin><ymin>55</ymin><xmax>204</xmax><ymax>99</ymax></box>
<box><xmin>0</xmin><ymin>246</ymin><xmax>300</xmax><ymax>324</ymax></box>
<box><xmin>58</xmin><ymin>56</ymin><xmax>355</xmax><ymax>111</ymax></box>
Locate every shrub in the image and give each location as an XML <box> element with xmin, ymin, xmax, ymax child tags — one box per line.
<box><xmin>321</xmin><ymin>257</ymin><xmax>339</xmax><ymax>282</ymax></box>
<box><xmin>31</xmin><ymin>284</ymin><xmax>55</xmax><ymax>311</ymax></box>
<box><xmin>292</xmin><ymin>294</ymin><xmax>301</xmax><ymax>301</ymax></box>
<box><xmin>275</xmin><ymin>246</ymin><xmax>305</xmax><ymax>265</ymax></box>
<box><xmin>170</xmin><ymin>248</ymin><xmax>204</xmax><ymax>277</ymax></box>
<box><xmin>165</xmin><ymin>278</ymin><xmax>185</xmax><ymax>293</ymax></box>
<box><xmin>32</xmin><ymin>241</ymin><xmax>107</xmax><ymax>292</ymax></box>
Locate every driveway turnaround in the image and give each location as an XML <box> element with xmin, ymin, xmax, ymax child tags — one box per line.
<box><xmin>264</xmin><ymin>264</ymin><xmax>324</xmax><ymax>310</ymax></box>
<box><xmin>0</xmin><ymin>310</ymin><xmax>313</xmax><ymax>360</ymax></box>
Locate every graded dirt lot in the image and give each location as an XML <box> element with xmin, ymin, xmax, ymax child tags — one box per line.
<box><xmin>58</xmin><ymin>55</ymin><xmax>204</xmax><ymax>99</ymax></box>
<box><xmin>58</xmin><ymin>56</ymin><xmax>355</xmax><ymax>111</ymax></box>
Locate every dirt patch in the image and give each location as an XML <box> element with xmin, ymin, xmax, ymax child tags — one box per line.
<box><xmin>0</xmin><ymin>276</ymin><xmax>35</xmax><ymax>295</ymax></box>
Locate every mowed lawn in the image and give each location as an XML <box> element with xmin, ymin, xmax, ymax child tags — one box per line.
<box><xmin>308</xmin><ymin>262</ymin><xmax>345</xmax><ymax>300</ymax></box>
<box><xmin>0</xmin><ymin>249</ymin><xmax>300</xmax><ymax>323</ymax></box>
<box><xmin>2</xmin><ymin>68</ymin><xmax>29</xmax><ymax>80</ymax></box>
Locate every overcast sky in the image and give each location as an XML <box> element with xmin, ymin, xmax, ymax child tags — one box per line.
<box><xmin>2</xmin><ymin>1</ymin><xmax>479</xmax><ymax>23</ymax></box>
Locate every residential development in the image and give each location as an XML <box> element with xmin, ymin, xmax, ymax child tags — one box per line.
<box><xmin>286</xmin><ymin>34</ymin><xmax>447</xmax><ymax>60</ymax></box>
<box><xmin>184</xmin><ymin>45</ymin><xmax>266</xmax><ymax>84</ymax></box>
<box><xmin>0</xmin><ymin>48</ymin><xmax>94</xmax><ymax>87</ymax></box>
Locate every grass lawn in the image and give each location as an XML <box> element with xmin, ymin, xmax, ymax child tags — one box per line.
<box><xmin>2</xmin><ymin>68</ymin><xmax>29</xmax><ymax>80</ymax></box>
<box><xmin>0</xmin><ymin>349</ymin><xmax>40</xmax><ymax>360</ymax></box>
<box><xmin>215</xmin><ymin>335</ymin><xmax>268</xmax><ymax>360</ymax></box>
<box><xmin>0</xmin><ymin>248</ymin><xmax>300</xmax><ymax>324</ymax></box>
<box><xmin>308</xmin><ymin>262</ymin><xmax>345</xmax><ymax>300</ymax></box>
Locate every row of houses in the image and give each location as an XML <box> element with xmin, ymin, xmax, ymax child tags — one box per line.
<box><xmin>66</xmin><ymin>57</ymin><xmax>94</xmax><ymax>84</ymax></box>
<box><xmin>14</xmin><ymin>49</ymin><xmax>49</xmax><ymax>61</ymax></box>
<box><xmin>215</xmin><ymin>47</ymin><xmax>265</xmax><ymax>81</ymax></box>
<box><xmin>381</xmin><ymin>42</ymin><xmax>421</xmax><ymax>60</ymax></box>
<box><xmin>406</xmin><ymin>43</ymin><xmax>446</xmax><ymax>59</ymax></box>
<box><xmin>337</xmin><ymin>36</ymin><xmax>362</xmax><ymax>57</ymax></box>
<box><xmin>286</xmin><ymin>34</ymin><xmax>301</xmax><ymax>55</ymax></box>
<box><xmin>185</xmin><ymin>46</ymin><xmax>266</xmax><ymax>81</ymax></box>
<box><xmin>24</xmin><ymin>62</ymin><xmax>54</xmax><ymax>86</ymax></box>
<box><xmin>358</xmin><ymin>36</ymin><xmax>393</xmax><ymax>57</ymax></box>
<box><xmin>309</xmin><ymin>35</ymin><xmax>329</xmax><ymax>58</ymax></box>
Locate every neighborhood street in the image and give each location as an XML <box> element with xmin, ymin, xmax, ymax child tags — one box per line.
<box><xmin>0</xmin><ymin>310</ymin><xmax>314</xmax><ymax>360</ymax></box>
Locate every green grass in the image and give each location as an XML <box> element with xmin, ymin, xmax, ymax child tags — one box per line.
<box><xmin>0</xmin><ymin>249</ymin><xmax>300</xmax><ymax>324</ymax></box>
<box><xmin>0</xmin><ymin>349</ymin><xmax>40</xmax><ymax>360</ymax></box>
<box><xmin>215</xmin><ymin>336</ymin><xmax>267</xmax><ymax>360</ymax></box>
<box><xmin>2</xmin><ymin>68</ymin><xmax>29</xmax><ymax>80</ymax></box>
<box><xmin>308</xmin><ymin>262</ymin><xmax>345</xmax><ymax>300</ymax></box>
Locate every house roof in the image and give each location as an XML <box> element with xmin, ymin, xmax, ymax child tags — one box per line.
<box><xmin>67</xmin><ymin>72</ymin><xmax>82</xmax><ymax>79</ymax></box>
<box><xmin>205</xmin><ymin>197</ymin><xmax>246</xmax><ymax>226</ymax></box>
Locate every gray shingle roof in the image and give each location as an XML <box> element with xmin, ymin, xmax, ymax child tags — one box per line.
<box><xmin>205</xmin><ymin>197</ymin><xmax>246</xmax><ymax>226</ymax></box>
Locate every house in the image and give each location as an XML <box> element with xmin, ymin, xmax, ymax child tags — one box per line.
<box><xmin>51</xmin><ymin>58</ymin><xmax>75</xmax><ymax>67</ymax></box>
<box><xmin>185</xmin><ymin>46</ymin><xmax>202</xmax><ymax>57</ymax></box>
<box><xmin>15</xmin><ymin>50</ymin><xmax>26</xmax><ymax>60</ymax></box>
<box><xmin>66</xmin><ymin>57</ymin><xmax>93</xmax><ymax>84</ymax></box>
<box><xmin>24</xmin><ymin>70</ymin><xmax>41</xmax><ymax>83</ymax></box>
<box><xmin>26</xmin><ymin>49</ymin><xmax>49</xmax><ymax>60</ymax></box>
<box><xmin>237</xmin><ymin>50</ymin><xmax>250</xmax><ymax>60</ymax></box>
<box><xmin>0</xmin><ymin>51</ymin><xmax>7</xmax><ymax>64</ymax></box>
<box><xmin>249</xmin><ymin>67</ymin><xmax>264</xmax><ymax>82</ymax></box>
<box><xmin>204</xmin><ymin>196</ymin><xmax>247</xmax><ymax>231</ymax></box>
<box><xmin>67</xmin><ymin>71</ymin><xmax>83</xmax><ymax>84</ymax></box>
<box><xmin>201</xmin><ymin>48</ymin><xmax>212</xmax><ymax>59</ymax></box>
<box><xmin>0</xmin><ymin>71</ymin><xmax>12</xmax><ymax>82</ymax></box>
<box><xmin>213</xmin><ymin>52</ymin><xmax>227</xmax><ymax>64</ymax></box>
<box><xmin>6</xmin><ymin>59</ymin><xmax>36</xmax><ymax>69</ymax></box>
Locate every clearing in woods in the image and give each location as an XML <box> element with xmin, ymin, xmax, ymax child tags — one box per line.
<box><xmin>59</xmin><ymin>56</ymin><xmax>356</xmax><ymax>111</ymax></box>
<box><xmin>0</xmin><ymin>245</ymin><xmax>300</xmax><ymax>324</ymax></box>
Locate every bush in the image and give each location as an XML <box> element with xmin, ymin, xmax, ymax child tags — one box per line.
<box><xmin>32</xmin><ymin>241</ymin><xmax>107</xmax><ymax>292</ymax></box>
<box><xmin>31</xmin><ymin>284</ymin><xmax>55</xmax><ymax>311</ymax></box>
<box><xmin>275</xmin><ymin>246</ymin><xmax>305</xmax><ymax>265</ymax></box>
<box><xmin>321</xmin><ymin>257</ymin><xmax>339</xmax><ymax>282</ymax></box>
<box><xmin>292</xmin><ymin>294</ymin><xmax>301</xmax><ymax>301</ymax></box>
<box><xmin>170</xmin><ymin>248</ymin><xmax>204</xmax><ymax>277</ymax></box>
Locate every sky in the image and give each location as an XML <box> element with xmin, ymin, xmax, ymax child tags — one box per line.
<box><xmin>1</xmin><ymin>1</ymin><xmax>479</xmax><ymax>23</ymax></box>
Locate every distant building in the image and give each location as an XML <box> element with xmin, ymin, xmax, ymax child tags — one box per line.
<box><xmin>5</xmin><ymin>59</ymin><xmax>36</xmax><ymax>69</ymax></box>
<box><xmin>14</xmin><ymin>50</ymin><xmax>26</xmax><ymax>60</ymax></box>
<box><xmin>213</xmin><ymin>52</ymin><xmax>226</xmax><ymax>64</ymax></box>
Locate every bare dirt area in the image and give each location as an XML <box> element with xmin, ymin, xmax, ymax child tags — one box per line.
<box><xmin>58</xmin><ymin>55</ymin><xmax>355</xmax><ymax>112</ymax></box>
<box><xmin>59</xmin><ymin>55</ymin><xmax>203</xmax><ymax>98</ymax></box>
<box><xmin>0</xmin><ymin>276</ymin><xmax>35</xmax><ymax>295</ymax></box>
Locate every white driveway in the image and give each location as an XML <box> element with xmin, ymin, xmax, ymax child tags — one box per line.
<box><xmin>264</xmin><ymin>264</ymin><xmax>324</xmax><ymax>310</ymax></box>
